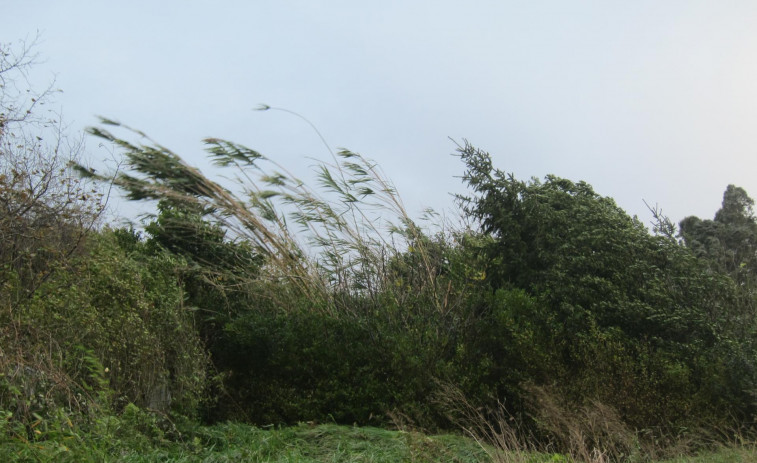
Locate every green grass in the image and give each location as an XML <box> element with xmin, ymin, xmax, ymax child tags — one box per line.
<box><xmin>2</xmin><ymin>421</ymin><xmax>756</xmax><ymax>462</ymax></box>
<box><xmin>127</xmin><ymin>423</ymin><xmax>495</xmax><ymax>462</ymax></box>
<box><xmin>658</xmin><ymin>446</ymin><xmax>757</xmax><ymax>463</ymax></box>
<box><xmin>1</xmin><ymin>422</ymin><xmax>496</xmax><ymax>462</ymax></box>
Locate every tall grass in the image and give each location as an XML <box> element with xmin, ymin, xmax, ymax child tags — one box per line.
<box><xmin>80</xmin><ymin>118</ymin><xmax>454</xmax><ymax>319</ymax></box>
<box><xmin>433</xmin><ymin>381</ymin><xmax>730</xmax><ymax>463</ymax></box>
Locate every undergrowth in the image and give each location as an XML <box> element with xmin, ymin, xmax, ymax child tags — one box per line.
<box><xmin>2</xmin><ymin>413</ymin><xmax>755</xmax><ymax>462</ymax></box>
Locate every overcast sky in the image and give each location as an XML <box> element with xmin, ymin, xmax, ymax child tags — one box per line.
<box><xmin>5</xmin><ymin>1</ymin><xmax>757</xmax><ymax>229</ymax></box>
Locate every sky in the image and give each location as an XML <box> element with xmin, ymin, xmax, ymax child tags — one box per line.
<box><xmin>5</xmin><ymin>1</ymin><xmax>757</xmax><ymax>229</ymax></box>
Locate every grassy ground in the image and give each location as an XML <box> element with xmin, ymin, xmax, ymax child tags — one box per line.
<box><xmin>2</xmin><ymin>421</ymin><xmax>756</xmax><ymax>462</ymax></box>
<box><xmin>0</xmin><ymin>422</ymin><xmax>493</xmax><ymax>463</ymax></box>
<box><xmin>659</xmin><ymin>446</ymin><xmax>757</xmax><ymax>463</ymax></box>
<box><xmin>129</xmin><ymin>423</ymin><xmax>495</xmax><ymax>463</ymax></box>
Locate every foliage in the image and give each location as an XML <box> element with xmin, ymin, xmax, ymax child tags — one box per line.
<box><xmin>455</xmin><ymin>140</ymin><xmax>756</xmax><ymax>428</ymax></box>
<box><xmin>0</xmin><ymin>38</ymin><xmax>103</xmax><ymax>311</ymax></box>
<box><xmin>195</xmin><ymin>234</ymin><xmax>474</xmax><ymax>426</ymax></box>
<box><xmin>77</xmin><ymin>119</ymin><xmax>456</xmax><ymax>318</ymax></box>
<box><xmin>75</xmin><ymin>118</ymin><xmax>485</xmax><ymax>428</ymax></box>
<box><xmin>0</xmin><ymin>38</ymin><xmax>113</xmax><ymax>439</ymax></box>
<box><xmin>1</xmin><ymin>229</ymin><xmax>209</xmax><ymax>427</ymax></box>
<box><xmin>78</xmin><ymin>231</ymin><xmax>210</xmax><ymax>414</ymax></box>
<box><xmin>0</xmin><ymin>419</ymin><xmax>499</xmax><ymax>462</ymax></box>
<box><xmin>680</xmin><ymin>185</ymin><xmax>757</xmax><ymax>272</ymax></box>
<box><xmin>69</xmin><ymin>124</ymin><xmax>757</xmax><ymax>454</ymax></box>
<box><xmin>142</xmin><ymin>199</ymin><xmax>263</xmax><ymax>347</ymax></box>
<box><xmin>1</xmin><ymin>45</ymin><xmax>210</xmax><ymax>426</ymax></box>
<box><xmin>213</xmin><ymin>306</ymin><xmax>396</xmax><ymax>425</ymax></box>
<box><xmin>679</xmin><ymin>184</ymin><xmax>757</xmax><ymax>313</ymax></box>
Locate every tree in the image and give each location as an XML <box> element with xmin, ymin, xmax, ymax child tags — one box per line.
<box><xmin>680</xmin><ymin>185</ymin><xmax>757</xmax><ymax>288</ymax></box>
<box><xmin>0</xmin><ymin>38</ymin><xmax>104</xmax><ymax>304</ymax></box>
<box><xmin>456</xmin><ymin>141</ymin><xmax>727</xmax><ymax>341</ymax></box>
<box><xmin>455</xmin><ymin>141</ymin><xmax>752</xmax><ymax>427</ymax></box>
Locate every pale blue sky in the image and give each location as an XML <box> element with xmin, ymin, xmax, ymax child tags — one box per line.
<box><xmin>5</xmin><ymin>1</ymin><xmax>757</xmax><ymax>227</ymax></box>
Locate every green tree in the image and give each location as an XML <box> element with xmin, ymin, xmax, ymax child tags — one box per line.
<box><xmin>680</xmin><ymin>185</ymin><xmax>757</xmax><ymax>288</ymax></box>
<box><xmin>457</xmin><ymin>142</ymin><xmax>724</xmax><ymax>341</ymax></box>
<box><xmin>455</xmin><ymin>141</ymin><xmax>752</xmax><ymax>427</ymax></box>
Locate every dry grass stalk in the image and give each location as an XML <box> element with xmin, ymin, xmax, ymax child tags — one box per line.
<box><xmin>523</xmin><ymin>384</ymin><xmax>635</xmax><ymax>462</ymax></box>
<box><xmin>433</xmin><ymin>381</ymin><xmax>536</xmax><ymax>463</ymax></box>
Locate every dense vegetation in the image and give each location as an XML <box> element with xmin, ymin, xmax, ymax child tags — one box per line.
<box><xmin>2</xmin><ymin>39</ymin><xmax>757</xmax><ymax>462</ymax></box>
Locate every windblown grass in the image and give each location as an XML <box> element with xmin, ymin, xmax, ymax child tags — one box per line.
<box><xmin>79</xmin><ymin>118</ymin><xmax>452</xmax><ymax>319</ymax></box>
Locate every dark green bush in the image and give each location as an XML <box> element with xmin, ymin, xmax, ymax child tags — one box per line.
<box><xmin>211</xmin><ymin>305</ymin><xmax>406</xmax><ymax>425</ymax></box>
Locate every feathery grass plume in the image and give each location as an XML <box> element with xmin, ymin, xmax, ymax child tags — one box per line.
<box><xmin>77</xmin><ymin>116</ymin><xmax>453</xmax><ymax>317</ymax></box>
<box><xmin>79</xmin><ymin>119</ymin><xmax>322</xmax><ymax>307</ymax></box>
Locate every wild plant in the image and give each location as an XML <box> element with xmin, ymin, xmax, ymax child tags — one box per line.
<box><xmin>78</xmin><ymin>115</ymin><xmax>457</xmax><ymax>321</ymax></box>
